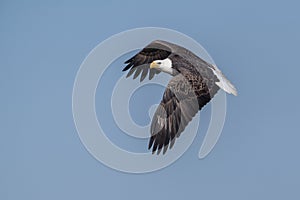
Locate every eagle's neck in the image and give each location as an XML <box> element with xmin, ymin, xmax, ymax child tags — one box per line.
<box><xmin>159</xmin><ymin>58</ymin><xmax>175</xmax><ymax>75</ymax></box>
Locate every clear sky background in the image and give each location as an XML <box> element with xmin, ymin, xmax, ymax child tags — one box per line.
<box><xmin>1</xmin><ymin>0</ymin><xmax>300</xmax><ymax>199</ymax></box>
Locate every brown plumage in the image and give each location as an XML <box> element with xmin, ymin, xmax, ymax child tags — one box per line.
<box><xmin>122</xmin><ymin>40</ymin><xmax>236</xmax><ymax>154</ymax></box>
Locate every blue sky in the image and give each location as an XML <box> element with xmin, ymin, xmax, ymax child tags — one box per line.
<box><xmin>1</xmin><ymin>0</ymin><xmax>300</xmax><ymax>199</ymax></box>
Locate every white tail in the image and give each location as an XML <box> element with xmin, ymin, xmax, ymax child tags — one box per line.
<box><xmin>211</xmin><ymin>65</ymin><xmax>238</xmax><ymax>96</ymax></box>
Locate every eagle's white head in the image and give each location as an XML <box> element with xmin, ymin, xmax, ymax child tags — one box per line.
<box><xmin>150</xmin><ymin>58</ymin><xmax>174</xmax><ymax>75</ymax></box>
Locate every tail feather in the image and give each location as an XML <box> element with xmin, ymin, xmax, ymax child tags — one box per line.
<box><xmin>212</xmin><ymin>65</ymin><xmax>238</xmax><ymax>96</ymax></box>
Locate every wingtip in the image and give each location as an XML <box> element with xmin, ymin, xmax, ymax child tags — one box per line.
<box><xmin>122</xmin><ymin>63</ymin><xmax>132</xmax><ymax>71</ymax></box>
<box><xmin>156</xmin><ymin>149</ymin><xmax>162</xmax><ymax>155</ymax></box>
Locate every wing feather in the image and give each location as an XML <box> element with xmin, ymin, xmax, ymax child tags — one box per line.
<box><xmin>123</xmin><ymin>41</ymin><xmax>172</xmax><ymax>81</ymax></box>
<box><xmin>149</xmin><ymin>73</ymin><xmax>219</xmax><ymax>154</ymax></box>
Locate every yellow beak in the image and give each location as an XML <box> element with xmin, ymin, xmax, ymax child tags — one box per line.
<box><xmin>150</xmin><ymin>61</ymin><xmax>159</xmax><ymax>69</ymax></box>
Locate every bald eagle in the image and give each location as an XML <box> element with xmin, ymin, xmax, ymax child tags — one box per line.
<box><xmin>122</xmin><ymin>40</ymin><xmax>237</xmax><ymax>154</ymax></box>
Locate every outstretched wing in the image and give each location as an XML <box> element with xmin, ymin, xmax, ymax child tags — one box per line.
<box><xmin>123</xmin><ymin>40</ymin><xmax>172</xmax><ymax>82</ymax></box>
<box><xmin>149</xmin><ymin>73</ymin><xmax>219</xmax><ymax>154</ymax></box>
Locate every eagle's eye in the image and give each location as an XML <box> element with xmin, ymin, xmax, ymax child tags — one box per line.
<box><xmin>157</xmin><ymin>62</ymin><xmax>162</xmax><ymax>65</ymax></box>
